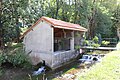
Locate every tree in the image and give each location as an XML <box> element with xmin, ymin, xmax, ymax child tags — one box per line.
<box><xmin>1</xmin><ymin>0</ymin><xmax>29</xmax><ymax>47</ymax></box>
<box><xmin>0</xmin><ymin>0</ymin><xmax>4</xmax><ymax>49</ymax></box>
<box><xmin>0</xmin><ymin>0</ymin><xmax>120</xmax><ymax>48</ymax></box>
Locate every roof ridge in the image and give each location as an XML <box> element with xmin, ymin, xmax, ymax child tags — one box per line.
<box><xmin>20</xmin><ymin>16</ymin><xmax>87</xmax><ymax>39</ymax></box>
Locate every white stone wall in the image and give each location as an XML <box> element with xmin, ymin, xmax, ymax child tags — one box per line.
<box><xmin>51</xmin><ymin>50</ymin><xmax>77</xmax><ymax>69</ymax></box>
<box><xmin>70</xmin><ymin>31</ymin><xmax>74</xmax><ymax>51</ymax></box>
<box><xmin>23</xmin><ymin>21</ymin><xmax>53</xmax><ymax>66</ymax></box>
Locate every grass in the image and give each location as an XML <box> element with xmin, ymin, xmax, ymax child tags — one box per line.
<box><xmin>76</xmin><ymin>51</ymin><xmax>120</xmax><ymax>80</ymax></box>
<box><xmin>87</xmin><ymin>50</ymin><xmax>110</xmax><ymax>54</ymax></box>
<box><xmin>52</xmin><ymin>50</ymin><xmax>111</xmax><ymax>80</ymax></box>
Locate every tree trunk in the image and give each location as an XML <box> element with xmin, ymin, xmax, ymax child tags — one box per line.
<box><xmin>74</xmin><ymin>0</ymin><xmax>78</xmax><ymax>23</ymax></box>
<box><xmin>55</xmin><ymin>0</ymin><xmax>59</xmax><ymax>19</ymax></box>
<box><xmin>0</xmin><ymin>0</ymin><xmax>4</xmax><ymax>49</ymax></box>
<box><xmin>88</xmin><ymin>0</ymin><xmax>96</xmax><ymax>39</ymax></box>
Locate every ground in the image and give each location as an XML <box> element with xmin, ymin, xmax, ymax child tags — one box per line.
<box><xmin>0</xmin><ymin>68</ymin><xmax>31</xmax><ymax>80</ymax></box>
<box><xmin>1</xmin><ymin>50</ymin><xmax>119</xmax><ymax>80</ymax></box>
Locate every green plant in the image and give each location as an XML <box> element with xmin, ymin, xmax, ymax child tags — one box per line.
<box><xmin>75</xmin><ymin>32</ymin><xmax>80</xmax><ymax>37</ymax></box>
<box><xmin>0</xmin><ymin>54</ymin><xmax>6</xmax><ymax>66</ymax></box>
<box><xmin>83</xmin><ymin>40</ymin><xmax>89</xmax><ymax>46</ymax></box>
<box><xmin>7</xmin><ymin>48</ymin><xmax>32</xmax><ymax>68</ymax></box>
<box><xmin>0</xmin><ymin>47</ymin><xmax>32</xmax><ymax>69</ymax></box>
<box><xmin>93</xmin><ymin>36</ymin><xmax>99</xmax><ymax>43</ymax></box>
<box><xmin>75</xmin><ymin>45</ymin><xmax>81</xmax><ymax>50</ymax></box>
<box><xmin>102</xmin><ymin>41</ymin><xmax>110</xmax><ymax>46</ymax></box>
<box><xmin>91</xmin><ymin>43</ymin><xmax>100</xmax><ymax>48</ymax></box>
<box><xmin>11</xmin><ymin>43</ymin><xmax>23</xmax><ymax>48</ymax></box>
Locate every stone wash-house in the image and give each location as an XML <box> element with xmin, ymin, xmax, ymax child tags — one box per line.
<box><xmin>21</xmin><ymin>16</ymin><xmax>87</xmax><ymax>69</ymax></box>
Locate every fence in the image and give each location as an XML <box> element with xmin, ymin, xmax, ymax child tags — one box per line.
<box><xmin>102</xmin><ymin>38</ymin><xmax>118</xmax><ymax>47</ymax></box>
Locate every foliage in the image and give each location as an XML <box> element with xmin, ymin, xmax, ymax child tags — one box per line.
<box><xmin>0</xmin><ymin>47</ymin><xmax>32</xmax><ymax>69</ymax></box>
<box><xmin>75</xmin><ymin>45</ymin><xmax>81</xmax><ymax>50</ymax></box>
<box><xmin>7</xmin><ymin>48</ymin><xmax>32</xmax><ymax>68</ymax></box>
<box><xmin>0</xmin><ymin>0</ymin><xmax>120</xmax><ymax>48</ymax></box>
<box><xmin>76</xmin><ymin>51</ymin><xmax>120</xmax><ymax>80</ymax></box>
<box><xmin>83</xmin><ymin>40</ymin><xmax>89</xmax><ymax>46</ymax></box>
<box><xmin>91</xmin><ymin>36</ymin><xmax>100</xmax><ymax>48</ymax></box>
<box><xmin>93</xmin><ymin>36</ymin><xmax>99</xmax><ymax>43</ymax></box>
<box><xmin>102</xmin><ymin>40</ymin><xmax>110</xmax><ymax>46</ymax></box>
<box><xmin>91</xmin><ymin>43</ymin><xmax>100</xmax><ymax>48</ymax></box>
<box><xmin>11</xmin><ymin>43</ymin><xmax>23</xmax><ymax>48</ymax></box>
<box><xmin>0</xmin><ymin>54</ymin><xmax>6</xmax><ymax>65</ymax></box>
<box><xmin>83</xmin><ymin>35</ymin><xmax>110</xmax><ymax>48</ymax></box>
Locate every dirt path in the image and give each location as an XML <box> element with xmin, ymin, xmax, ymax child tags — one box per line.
<box><xmin>0</xmin><ymin>68</ymin><xmax>32</xmax><ymax>80</ymax></box>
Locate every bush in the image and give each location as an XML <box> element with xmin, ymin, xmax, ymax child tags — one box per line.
<box><xmin>0</xmin><ymin>54</ymin><xmax>6</xmax><ymax>66</ymax></box>
<box><xmin>91</xmin><ymin>43</ymin><xmax>100</xmax><ymax>48</ymax></box>
<box><xmin>83</xmin><ymin>40</ymin><xmax>89</xmax><ymax>46</ymax></box>
<box><xmin>11</xmin><ymin>43</ymin><xmax>23</xmax><ymax>48</ymax></box>
<box><xmin>102</xmin><ymin>41</ymin><xmax>110</xmax><ymax>46</ymax></box>
<box><xmin>93</xmin><ymin>36</ymin><xmax>99</xmax><ymax>43</ymax></box>
<box><xmin>8</xmin><ymin>48</ymin><xmax>32</xmax><ymax>68</ymax></box>
<box><xmin>75</xmin><ymin>45</ymin><xmax>81</xmax><ymax>50</ymax></box>
<box><xmin>0</xmin><ymin>47</ymin><xmax>32</xmax><ymax>69</ymax></box>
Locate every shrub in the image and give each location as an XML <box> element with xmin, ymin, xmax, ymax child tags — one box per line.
<box><xmin>75</xmin><ymin>45</ymin><xmax>81</xmax><ymax>50</ymax></box>
<box><xmin>102</xmin><ymin>41</ymin><xmax>110</xmax><ymax>46</ymax></box>
<box><xmin>11</xmin><ymin>43</ymin><xmax>23</xmax><ymax>48</ymax></box>
<box><xmin>0</xmin><ymin>54</ymin><xmax>6</xmax><ymax>66</ymax></box>
<box><xmin>93</xmin><ymin>36</ymin><xmax>99</xmax><ymax>43</ymax></box>
<box><xmin>7</xmin><ymin>48</ymin><xmax>32</xmax><ymax>68</ymax></box>
<box><xmin>91</xmin><ymin>43</ymin><xmax>100</xmax><ymax>48</ymax></box>
<box><xmin>83</xmin><ymin>40</ymin><xmax>89</xmax><ymax>46</ymax></box>
<box><xmin>0</xmin><ymin>47</ymin><xmax>32</xmax><ymax>69</ymax></box>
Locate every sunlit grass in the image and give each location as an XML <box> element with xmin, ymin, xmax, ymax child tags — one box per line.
<box><xmin>87</xmin><ymin>50</ymin><xmax>110</xmax><ymax>54</ymax></box>
<box><xmin>76</xmin><ymin>51</ymin><xmax>120</xmax><ymax>80</ymax></box>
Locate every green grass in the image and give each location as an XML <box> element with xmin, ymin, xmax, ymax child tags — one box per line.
<box><xmin>76</xmin><ymin>51</ymin><xmax>120</xmax><ymax>80</ymax></box>
<box><xmin>87</xmin><ymin>50</ymin><xmax>110</xmax><ymax>54</ymax></box>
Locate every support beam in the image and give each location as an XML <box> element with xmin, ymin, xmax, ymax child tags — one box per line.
<box><xmin>70</xmin><ymin>31</ymin><xmax>74</xmax><ymax>51</ymax></box>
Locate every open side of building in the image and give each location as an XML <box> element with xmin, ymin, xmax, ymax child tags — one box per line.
<box><xmin>21</xmin><ymin>16</ymin><xmax>87</xmax><ymax>69</ymax></box>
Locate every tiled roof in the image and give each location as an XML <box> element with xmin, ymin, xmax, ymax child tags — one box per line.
<box><xmin>42</xmin><ymin>16</ymin><xmax>87</xmax><ymax>31</ymax></box>
<box><xmin>20</xmin><ymin>16</ymin><xmax>87</xmax><ymax>39</ymax></box>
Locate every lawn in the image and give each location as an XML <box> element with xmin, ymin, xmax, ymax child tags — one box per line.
<box><xmin>76</xmin><ymin>51</ymin><xmax>120</xmax><ymax>80</ymax></box>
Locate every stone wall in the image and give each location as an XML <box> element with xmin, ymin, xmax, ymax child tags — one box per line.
<box><xmin>23</xmin><ymin>20</ymin><xmax>54</xmax><ymax>65</ymax></box>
